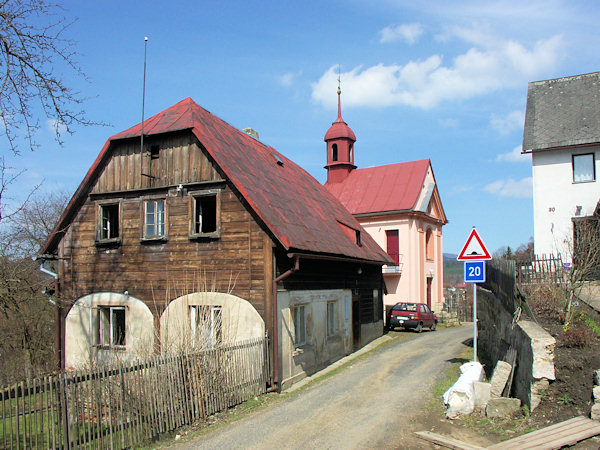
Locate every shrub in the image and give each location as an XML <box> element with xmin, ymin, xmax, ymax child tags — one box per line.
<box><xmin>562</xmin><ymin>326</ymin><xmax>596</xmax><ymax>347</ymax></box>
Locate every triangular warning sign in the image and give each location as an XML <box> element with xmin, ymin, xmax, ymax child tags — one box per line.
<box><xmin>457</xmin><ymin>229</ymin><xmax>492</xmax><ymax>261</ymax></box>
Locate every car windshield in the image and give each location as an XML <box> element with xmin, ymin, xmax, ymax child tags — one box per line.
<box><xmin>392</xmin><ymin>303</ymin><xmax>417</xmax><ymax>312</ymax></box>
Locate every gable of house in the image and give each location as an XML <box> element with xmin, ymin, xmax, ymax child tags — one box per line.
<box><xmin>523</xmin><ymin>71</ymin><xmax>600</xmax><ymax>152</ymax></box>
<box><xmin>325</xmin><ymin>159</ymin><xmax>447</xmax><ymax>224</ymax></box>
<box><xmin>42</xmin><ymin>98</ymin><xmax>390</xmax><ymax>265</ymax></box>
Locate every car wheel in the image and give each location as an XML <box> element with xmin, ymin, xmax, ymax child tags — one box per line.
<box><xmin>430</xmin><ymin>322</ymin><xmax>437</xmax><ymax>331</ymax></box>
<box><xmin>415</xmin><ymin>322</ymin><xmax>422</xmax><ymax>333</ymax></box>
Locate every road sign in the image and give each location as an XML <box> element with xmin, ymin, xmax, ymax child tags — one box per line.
<box><xmin>464</xmin><ymin>261</ymin><xmax>485</xmax><ymax>283</ymax></box>
<box><xmin>457</xmin><ymin>228</ymin><xmax>492</xmax><ymax>261</ymax></box>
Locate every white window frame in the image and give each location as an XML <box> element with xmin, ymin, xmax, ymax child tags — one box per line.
<box><xmin>292</xmin><ymin>304</ymin><xmax>306</xmax><ymax>347</ymax></box>
<box><xmin>190</xmin><ymin>305</ymin><xmax>223</xmax><ymax>348</ymax></box>
<box><xmin>97</xmin><ymin>306</ymin><xmax>126</xmax><ymax>349</ymax></box>
<box><xmin>327</xmin><ymin>302</ymin><xmax>335</xmax><ymax>337</ymax></box>
<box><xmin>144</xmin><ymin>198</ymin><xmax>166</xmax><ymax>239</ymax></box>
<box><xmin>573</xmin><ymin>153</ymin><xmax>596</xmax><ymax>183</ymax></box>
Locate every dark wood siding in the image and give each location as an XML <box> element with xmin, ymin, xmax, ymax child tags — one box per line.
<box><xmin>57</xmin><ymin>131</ymin><xmax>272</xmax><ymax>332</ymax></box>
<box><xmin>275</xmin><ymin>253</ymin><xmax>384</xmax><ymax>324</ymax></box>
<box><xmin>91</xmin><ymin>132</ymin><xmax>222</xmax><ymax>194</ymax></box>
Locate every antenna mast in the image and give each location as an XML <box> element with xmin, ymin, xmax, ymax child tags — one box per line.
<box><xmin>141</xmin><ymin>36</ymin><xmax>148</xmax><ymax>155</ymax></box>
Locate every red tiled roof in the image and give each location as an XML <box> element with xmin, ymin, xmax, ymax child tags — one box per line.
<box><xmin>325</xmin><ymin>159</ymin><xmax>430</xmax><ymax>215</ymax></box>
<box><xmin>42</xmin><ymin>98</ymin><xmax>391</xmax><ymax>264</ymax></box>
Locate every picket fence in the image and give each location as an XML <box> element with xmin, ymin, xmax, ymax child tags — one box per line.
<box><xmin>0</xmin><ymin>336</ymin><xmax>270</xmax><ymax>449</ymax></box>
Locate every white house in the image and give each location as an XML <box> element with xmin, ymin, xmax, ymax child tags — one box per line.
<box><xmin>523</xmin><ymin>72</ymin><xmax>600</xmax><ymax>263</ymax></box>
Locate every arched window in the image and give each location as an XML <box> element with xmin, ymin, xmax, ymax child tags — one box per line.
<box><xmin>349</xmin><ymin>144</ymin><xmax>353</xmax><ymax>162</ymax></box>
<box><xmin>332</xmin><ymin>143</ymin><xmax>338</xmax><ymax>161</ymax></box>
<box><xmin>426</xmin><ymin>228</ymin><xmax>434</xmax><ymax>260</ymax></box>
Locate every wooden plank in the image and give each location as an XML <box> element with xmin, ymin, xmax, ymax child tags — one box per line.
<box><xmin>414</xmin><ymin>431</ymin><xmax>484</xmax><ymax>450</ymax></box>
<box><xmin>489</xmin><ymin>416</ymin><xmax>600</xmax><ymax>449</ymax></box>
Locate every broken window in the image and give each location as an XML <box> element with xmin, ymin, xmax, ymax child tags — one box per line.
<box><xmin>97</xmin><ymin>306</ymin><xmax>126</xmax><ymax>348</ymax></box>
<box><xmin>98</xmin><ymin>202</ymin><xmax>120</xmax><ymax>242</ymax></box>
<box><xmin>189</xmin><ymin>305</ymin><xmax>222</xmax><ymax>348</ymax></box>
<box><xmin>144</xmin><ymin>199</ymin><xmax>166</xmax><ymax>238</ymax></box>
<box><xmin>190</xmin><ymin>190</ymin><xmax>220</xmax><ymax>238</ymax></box>
<box><xmin>292</xmin><ymin>304</ymin><xmax>306</xmax><ymax>347</ymax></box>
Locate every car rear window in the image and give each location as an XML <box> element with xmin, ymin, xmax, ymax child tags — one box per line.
<box><xmin>392</xmin><ymin>303</ymin><xmax>417</xmax><ymax>312</ymax></box>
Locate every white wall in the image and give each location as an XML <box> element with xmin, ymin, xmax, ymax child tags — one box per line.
<box><xmin>532</xmin><ymin>147</ymin><xmax>599</xmax><ymax>262</ymax></box>
<box><xmin>277</xmin><ymin>289</ymin><xmax>352</xmax><ymax>388</ymax></box>
<box><xmin>65</xmin><ymin>292</ymin><xmax>154</xmax><ymax>369</ymax></box>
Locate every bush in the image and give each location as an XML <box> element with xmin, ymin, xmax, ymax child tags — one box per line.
<box><xmin>524</xmin><ymin>284</ymin><xmax>563</xmax><ymax>317</ymax></box>
<box><xmin>562</xmin><ymin>326</ymin><xmax>596</xmax><ymax>347</ymax></box>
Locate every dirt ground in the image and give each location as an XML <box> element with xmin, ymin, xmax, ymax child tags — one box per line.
<box><xmin>411</xmin><ymin>286</ymin><xmax>600</xmax><ymax>449</ymax></box>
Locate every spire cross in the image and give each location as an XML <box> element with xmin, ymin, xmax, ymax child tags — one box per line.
<box><xmin>337</xmin><ymin>66</ymin><xmax>342</xmax><ymax>119</ymax></box>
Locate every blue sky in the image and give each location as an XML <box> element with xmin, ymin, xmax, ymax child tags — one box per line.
<box><xmin>6</xmin><ymin>0</ymin><xmax>600</xmax><ymax>254</ymax></box>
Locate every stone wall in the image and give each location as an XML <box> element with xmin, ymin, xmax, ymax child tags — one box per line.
<box><xmin>477</xmin><ymin>287</ymin><xmax>555</xmax><ymax>410</ymax></box>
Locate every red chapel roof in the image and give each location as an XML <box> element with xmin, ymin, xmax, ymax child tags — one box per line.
<box><xmin>325</xmin><ymin>159</ymin><xmax>431</xmax><ymax>215</ymax></box>
<box><xmin>41</xmin><ymin>98</ymin><xmax>390</xmax><ymax>264</ymax></box>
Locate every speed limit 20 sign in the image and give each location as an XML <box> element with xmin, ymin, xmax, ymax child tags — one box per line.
<box><xmin>464</xmin><ymin>261</ymin><xmax>485</xmax><ymax>283</ymax></box>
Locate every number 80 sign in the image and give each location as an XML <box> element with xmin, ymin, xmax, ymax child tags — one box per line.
<box><xmin>464</xmin><ymin>261</ymin><xmax>485</xmax><ymax>283</ymax></box>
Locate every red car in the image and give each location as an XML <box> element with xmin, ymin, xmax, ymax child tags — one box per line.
<box><xmin>387</xmin><ymin>302</ymin><xmax>437</xmax><ymax>332</ymax></box>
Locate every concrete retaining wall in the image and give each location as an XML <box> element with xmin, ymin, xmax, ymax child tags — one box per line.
<box><xmin>477</xmin><ymin>287</ymin><xmax>555</xmax><ymax>410</ymax></box>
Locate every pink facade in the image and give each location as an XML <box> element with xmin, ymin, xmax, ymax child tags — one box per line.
<box><xmin>324</xmin><ymin>89</ymin><xmax>447</xmax><ymax>314</ymax></box>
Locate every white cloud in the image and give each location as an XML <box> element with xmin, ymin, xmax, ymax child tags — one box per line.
<box><xmin>379</xmin><ymin>23</ymin><xmax>424</xmax><ymax>44</ymax></box>
<box><xmin>312</xmin><ymin>34</ymin><xmax>563</xmax><ymax>110</ymax></box>
<box><xmin>484</xmin><ymin>177</ymin><xmax>532</xmax><ymax>197</ymax></box>
<box><xmin>491</xmin><ymin>110</ymin><xmax>525</xmax><ymax>134</ymax></box>
<box><xmin>46</xmin><ymin>119</ymin><xmax>67</xmax><ymax>135</ymax></box>
<box><xmin>276</xmin><ymin>71</ymin><xmax>302</xmax><ymax>87</ymax></box>
<box><xmin>496</xmin><ymin>145</ymin><xmax>529</xmax><ymax>163</ymax></box>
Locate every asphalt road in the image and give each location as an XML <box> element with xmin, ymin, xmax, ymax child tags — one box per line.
<box><xmin>176</xmin><ymin>325</ymin><xmax>473</xmax><ymax>449</ymax></box>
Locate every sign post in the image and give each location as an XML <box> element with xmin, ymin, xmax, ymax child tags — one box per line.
<box><xmin>457</xmin><ymin>228</ymin><xmax>492</xmax><ymax>362</ymax></box>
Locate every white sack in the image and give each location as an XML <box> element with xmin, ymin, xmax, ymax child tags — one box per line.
<box><xmin>443</xmin><ymin>361</ymin><xmax>485</xmax><ymax>418</ymax></box>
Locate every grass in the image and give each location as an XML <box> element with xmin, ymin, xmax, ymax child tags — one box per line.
<box><xmin>424</xmin><ymin>346</ymin><xmax>537</xmax><ymax>440</ymax></box>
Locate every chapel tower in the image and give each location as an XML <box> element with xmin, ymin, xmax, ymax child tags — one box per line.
<box><xmin>324</xmin><ymin>85</ymin><xmax>356</xmax><ymax>184</ymax></box>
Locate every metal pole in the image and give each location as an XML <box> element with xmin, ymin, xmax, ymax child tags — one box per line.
<box><xmin>141</xmin><ymin>36</ymin><xmax>148</xmax><ymax>154</ymax></box>
<box><xmin>473</xmin><ymin>283</ymin><xmax>477</xmax><ymax>362</ymax></box>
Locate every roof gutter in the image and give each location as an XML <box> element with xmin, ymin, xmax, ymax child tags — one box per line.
<box><xmin>270</xmin><ymin>254</ymin><xmax>300</xmax><ymax>391</ymax></box>
<box><xmin>286</xmin><ymin>251</ymin><xmax>389</xmax><ymax>266</ymax></box>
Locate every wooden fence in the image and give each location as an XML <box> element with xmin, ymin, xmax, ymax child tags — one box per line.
<box><xmin>515</xmin><ymin>255</ymin><xmax>565</xmax><ymax>286</ymax></box>
<box><xmin>0</xmin><ymin>336</ymin><xmax>270</xmax><ymax>449</ymax></box>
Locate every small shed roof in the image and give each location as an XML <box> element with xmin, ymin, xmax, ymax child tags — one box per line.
<box><xmin>523</xmin><ymin>72</ymin><xmax>600</xmax><ymax>152</ymax></box>
<box><xmin>325</xmin><ymin>159</ymin><xmax>433</xmax><ymax>215</ymax></box>
<box><xmin>41</xmin><ymin>98</ymin><xmax>390</xmax><ymax>264</ymax></box>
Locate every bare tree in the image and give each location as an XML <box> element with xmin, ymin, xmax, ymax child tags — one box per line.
<box><xmin>0</xmin><ymin>0</ymin><xmax>100</xmax><ymax>154</ymax></box>
<box><xmin>563</xmin><ymin>217</ymin><xmax>600</xmax><ymax>326</ymax></box>
<box><xmin>0</xmin><ymin>189</ymin><xmax>68</xmax><ymax>383</ymax></box>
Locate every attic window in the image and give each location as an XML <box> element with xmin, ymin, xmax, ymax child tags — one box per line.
<box><xmin>355</xmin><ymin>230</ymin><xmax>362</xmax><ymax>247</ymax></box>
<box><xmin>149</xmin><ymin>145</ymin><xmax>160</xmax><ymax>160</ymax></box>
<box><xmin>190</xmin><ymin>190</ymin><xmax>220</xmax><ymax>239</ymax></box>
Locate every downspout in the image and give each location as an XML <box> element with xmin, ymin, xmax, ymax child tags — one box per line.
<box><xmin>269</xmin><ymin>255</ymin><xmax>299</xmax><ymax>392</ymax></box>
<box><xmin>37</xmin><ymin>257</ymin><xmax>63</xmax><ymax>371</ymax></box>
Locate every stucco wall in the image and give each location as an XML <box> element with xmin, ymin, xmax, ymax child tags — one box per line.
<box><xmin>477</xmin><ymin>287</ymin><xmax>555</xmax><ymax>410</ymax></box>
<box><xmin>278</xmin><ymin>289</ymin><xmax>353</xmax><ymax>388</ymax></box>
<box><xmin>65</xmin><ymin>292</ymin><xmax>154</xmax><ymax>369</ymax></box>
<box><xmin>532</xmin><ymin>147</ymin><xmax>599</xmax><ymax>262</ymax></box>
<box><xmin>360</xmin><ymin>216</ymin><xmax>443</xmax><ymax>311</ymax></box>
<box><xmin>160</xmin><ymin>292</ymin><xmax>264</xmax><ymax>353</ymax></box>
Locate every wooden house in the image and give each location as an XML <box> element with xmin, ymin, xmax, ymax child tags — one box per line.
<box><xmin>39</xmin><ymin>98</ymin><xmax>391</xmax><ymax>389</ymax></box>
